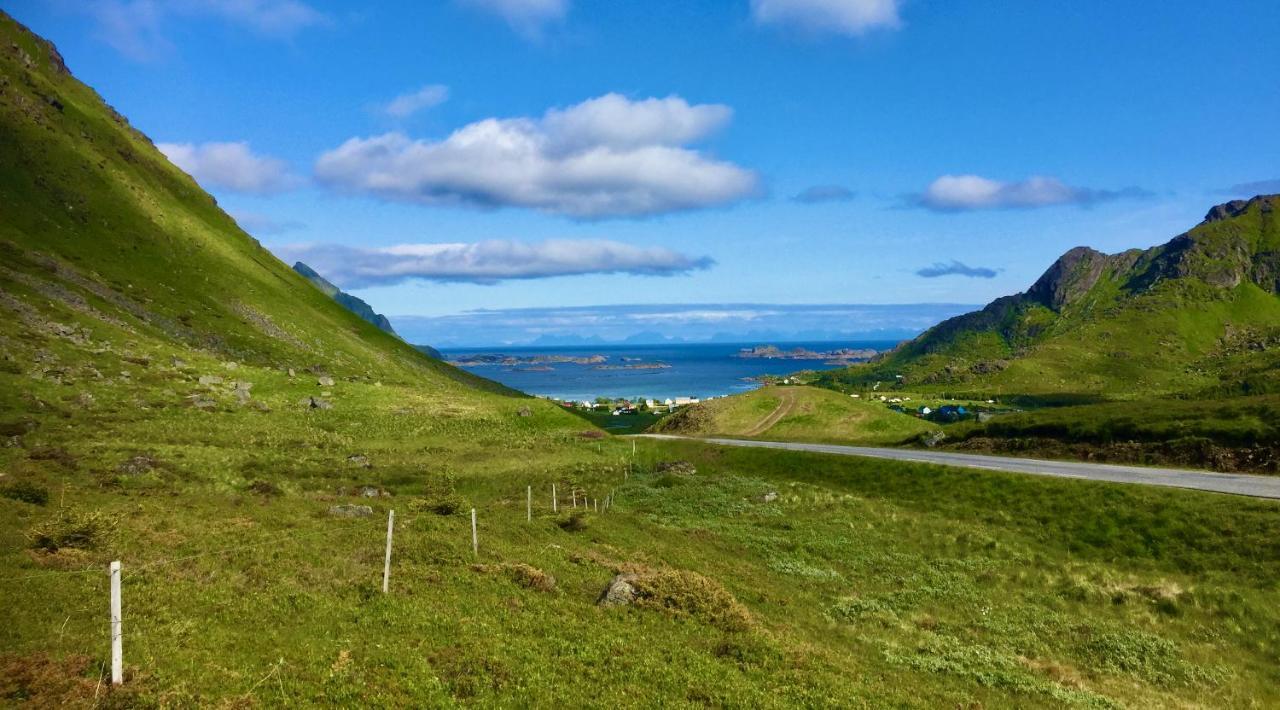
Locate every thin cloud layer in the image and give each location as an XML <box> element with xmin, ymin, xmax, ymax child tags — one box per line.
<box><xmin>916</xmin><ymin>260</ymin><xmax>998</xmax><ymax>279</ymax></box>
<box><xmin>459</xmin><ymin>0</ymin><xmax>568</xmax><ymax>36</ymax></box>
<box><xmin>384</xmin><ymin>85</ymin><xmax>450</xmax><ymax>118</ymax></box>
<box><xmin>391</xmin><ymin>302</ymin><xmax>979</xmax><ymax>347</ymax></box>
<box><xmin>159</xmin><ymin>141</ymin><xmax>301</xmax><ymax>194</ymax></box>
<box><xmin>792</xmin><ymin>184</ymin><xmax>856</xmax><ymax>203</ymax></box>
<box><xmin>274</xmin><ymin>239</ymin><xmax>715</xmax><ymax>287</ymax></box>
<box><xmin>78</xmin><ymin>0</ymin><xmax>329</xmax><ymax>60</ymax></box>
<box><xmin>1228</xmin><ymin>178</ymin><xmax>1280</xmax><ymax>196</ymax></box>
<box><xmin>314</xmin><ymin>93</ymin><xmax>757</xmax><ymax>218</ymax></box>
<box><xmin>750</xmin><ymin>0</ymin><xmax>902</xmax><ymax>36</ymax></box>
<box><xmin>915</xmin><ymin>174</ymin><xmax>1148</xmax><ymax>212</ymax></box>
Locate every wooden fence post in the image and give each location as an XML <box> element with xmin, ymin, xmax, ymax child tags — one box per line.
<box><xmin>382</xmin><ymin>510</ymin><xmax>395</xmax><ymax>594</ymax></box>
<box><xmin>109</xmin><ymin>560</ymin><xmax>122</xmax><ymax>685</ymax></box>
<box><xmin>471</xmin><ymin>508</ymin><xmax>478</xmax><ymax>557</ymax></box>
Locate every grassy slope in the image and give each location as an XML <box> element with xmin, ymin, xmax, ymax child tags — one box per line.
<box><xmin>3</xmin><ymin>13</ymin><xmax>1280</xmax><ymax>707</ymax></box>
<box><xmin>654</xmin><ymin>386</ymin><xmax>936</xmax><ymax>445</ymax></box>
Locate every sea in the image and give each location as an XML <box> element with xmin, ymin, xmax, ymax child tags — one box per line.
<box><xmin>440</xmin><ymin>340</ymin><xmax>900</xmax><ymax>401</ymax></box>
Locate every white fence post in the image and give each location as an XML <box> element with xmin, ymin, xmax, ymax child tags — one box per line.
<box><xmin>527</xmin><ymin>485</ymin><xmax>532</xmax><ymax>522</ymax></box>
<box><xmin>109</xmin><ymin>560</ymin><xmax>122</xmax><ymax>685</ymax></box>
<box><xmin>572</xmin><ymin>489</ymin><xmax>577</xmax><ymax>509</ymax></box>
<box><xmin>471</xmin><ymin>508</ymin><xmax>478</xmax><ymax>557</ymax></box>
<box><xmin>552</xmin><ymin>484</ymin><xmax>558</xmax><ymax>513</ymax></box>
<box><xmin>382</xmin><ymin>510</ymin><xmax>395</xmax><ymax>594</ymax></box>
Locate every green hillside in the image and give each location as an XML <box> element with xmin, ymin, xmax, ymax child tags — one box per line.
<box><xmin>0</xmin><ymin>13</ymin><xmax>488</xmax><ymax>395</ymax></box>
<box><xmin>818</xmin><ymin>196</ymin><xmax>1280</xmax><ymax>398</ymax></box>
<box><xmin>654</xmin><ymin>386</ymin><xmax>936</xmax><ymax>445</ymax></box>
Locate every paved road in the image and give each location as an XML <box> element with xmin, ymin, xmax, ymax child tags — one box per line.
<box><xmin>636</xmin><ymin>434</ymin><xmax>1280</xmax><ymax>499</ymax></box>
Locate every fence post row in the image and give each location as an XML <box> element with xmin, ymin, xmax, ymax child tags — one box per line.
<box><xmin>109</xmin><ymin>560</ymin><xmax>122</xmax><ymax>686</ymax></box>
<box><xmin>382</xmin><ymin>510</ymin><xmax>395</xmax><ymax>594</ymax></box>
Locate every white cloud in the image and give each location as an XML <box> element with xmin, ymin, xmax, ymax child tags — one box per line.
<box><xmin>274</xmin><ymin>239</ymin><xmax>714</xmax><ymax>287</ymax></box>
<box><xmin>78</xmin><ymin>0</ymin><xmax>330</xmax><ymax>60</ymax></box>
<box><xmin>750</xmin><ymin>0</ymin><xmax>902</xmax><ymax>36</ymax></box>
<box><xmin>314</xmin><ymin>93</ymin><xmax>757</xmax><ymax>219</ymax></box>
<box><xmin>158</xmin><ymin>141</ymin><xmax>302</xmax><ymax>194</ymax></box>
<box><xmin>384</xmin><ymin>85</ymin><xmax>450</xmax><ymax>118</ymax></box>
<box><xmin>916</xmin><ymin>174</ymin><xmax>1149</xmax><ymax>211</ymax></box>
<box><xmin>459</xmin><ymin>0</ymin><xmax>568</xmax><ymax>36</ymax></box>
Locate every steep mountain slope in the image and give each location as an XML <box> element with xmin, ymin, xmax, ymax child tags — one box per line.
<box><xmin>292</xmin><ymin>261</ymin><xmax>398</xmax><ymax>336</ymax></box>
<box><xmin>819</xmin><ymin>195</ymin><xmax>1280</xmax><ymax>397</ymax></box>
<box><xmin>0</xmin><ymin>11</ymin><xmax>495</xmax><ymax>394</ymax></box>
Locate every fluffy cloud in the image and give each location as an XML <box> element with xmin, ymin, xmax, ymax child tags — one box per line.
<box><xmin>159</xmin><ymin>141</ymin><xmax>301</xmax><ymax>194</ymax></box>
<box><xmin>273</xmin><ymin>239</ymin><xmax>714</xmax><ymax>287</ymax></box>
<box><xmin>750</xmin><ymin>0</ymin><xmax>902</xmax><ymax>36</ymax></box>
<box><xmin>459</xmin><ymin>0</ymin><xmax>568</xmax><ymax>36</ymax></box>
<box><xmin>80</xmin><ymin>0</ymin><xmax>329</xmax><ymax>60</ymax></box>
<box><xmin>384</xmin><ymin>85</ymin><xmax>450</xmax><ymax>118</ymax></box>
<box><xmin>792</xmin><ymin>184</ymin><xmax>856</xmax><ymax>203</ymax></box>
<box><xmin>315</xmin><ymin>93</ymin><xmax>757</xmax><ymax>218</ymax></box>
<box><xmin>915</xmin><ymin>260</ymin><xmax>998</xmax><ymax>279</ymax></box>
<box><xmin>915</xmin><ymin>175</ymin><xmax>1149</xmax><ymax>212</ymax></box>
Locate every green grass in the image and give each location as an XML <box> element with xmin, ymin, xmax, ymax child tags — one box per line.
<box><xmin>5</xmin><ymin>402</ymin><xmax>1280</xmax><ymax>707</ymax></box>
<box><xmin>653</xmin><ymin>386</ymin><xmax>937</xmax><ymax>445</ymax></box>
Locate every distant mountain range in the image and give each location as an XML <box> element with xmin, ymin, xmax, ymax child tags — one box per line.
<box><xmin>820</xmin><ymin>194</ymin><xmax>1280</xmax><ymax>397</ymax></box>
<box><xmin>292</xmin><ymin>261</ymin><xmax>398</xmax><ymax>336</ymax></box>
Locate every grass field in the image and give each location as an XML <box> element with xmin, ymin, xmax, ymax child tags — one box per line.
<box><xmin>5</xmin><ymin>391</ymin><xmax>1280</xmax><ymax>706</ymax></box>
<box><xmin>653</xmin><ymin>386</ymin><xmax>938</xmax><ymax>445</ymax></box>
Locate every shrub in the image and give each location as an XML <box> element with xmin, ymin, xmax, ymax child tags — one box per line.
<box><xmin>557</xmin><ymin>511</ymin><xmax>588</xmax><ymax>532</ymax></box>
<box><xmin>27</xmin><ymin>507</ymin><xmax>117</xmax><ymax>551</ymax></box>
<box><xmin>1</xmin><ymin>481</ymin><xmax>50</xmax><ymax>506</ymax></box>
<box><xmin>410</xmin><ymin>493</ymin><xmax>466</xmax><ymax>516</ymax></box>
<box><xmin>246</xmin><ymin>480</ymin><xmax>282</xmax><ymax>497</ymax></box>
<box><xmin>505</xmin><ymin>563</ymin><xmax>556</xmax><ymax>592</ymax></box>
<box><xmin>631</xmin><ymin>568</ymin><xmax>753</xmax><ymax>632</ymax></box>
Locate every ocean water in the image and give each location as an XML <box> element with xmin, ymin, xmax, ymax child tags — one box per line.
<box><xmin>441</xmin><ymin>341</ymin><xmax>900</xmax><ymax>401</ymax></box>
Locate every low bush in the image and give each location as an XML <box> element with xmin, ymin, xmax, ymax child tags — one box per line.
<box><xmin>409</xmin><ymin>493</ymin><xmax>466</xmax><ymax>516</ymax></box>
<box><xmin>631</xmin><ymin>568</ymin><xmax>753</xmax><ymax>632</ymax></box>
<box><xmin>1</xmin><ymin>480</ymin><xmax>50</xmax><ymax>506</ymax></box>
<box><xmin>27</xmin><ymin>506</ymin><xmax>117</xmax><ymax>551</ymax></box>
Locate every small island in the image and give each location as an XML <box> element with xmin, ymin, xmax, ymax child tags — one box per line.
<box><xmin>735</xmin><ymin>345</ymin><xmax>878</xmax><ymax>364</ymax></box>
<box><xmin>448</xmin><ymin>353</ymin><xmax>608</xmax><ymax>367</ymax></box>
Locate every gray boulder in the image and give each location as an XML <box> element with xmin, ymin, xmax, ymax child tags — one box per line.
<box><xmin>317</xmin><ymin>376</ymin><xmax>335</xmax><ymax>387</ymax></box>
<box><xmin>598</xmin><ymin>573</ymin><xmax>640</xmax><ymax>607</ymax></box>
<box><xmin>328</xmin><ymin>504</ymin><xmax>373</xmax><ymax>518</ymax></box>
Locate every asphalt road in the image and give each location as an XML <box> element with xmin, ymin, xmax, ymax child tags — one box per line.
<box><xmin>636</xmin><ymin>434</ymin><xmax>1280</xmax><ymax>499</ymax></box>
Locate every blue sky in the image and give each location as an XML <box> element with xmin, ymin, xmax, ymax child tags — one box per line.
<box><xmin>7</xmin><ymin>0</ymin><xmax>1279</xmax><ymax>345</ymax></box>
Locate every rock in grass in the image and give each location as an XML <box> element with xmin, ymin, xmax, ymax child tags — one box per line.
<box><xmin>327</xmin><ymin>504</ymin><xmax>373</xmax><ymax>518</ymax></box>
<box><xmin>299</xmin><ymin>396</ymin><xmax>332</xmax><ymax>410</ymax></box>
<box><xmin>346</xmin><ymin>454</ymin><xmax>371</xmax><ymax>468</ymax></box>
<box><xmin>198</xmin><ymin>375</ymin><xmax>223</xmax><ymax>386</ymax></box>
<box><xmin>517</xmin><ymin>406</ymin><xmax>532</xmax><ymax>417</ymax></box>
<box><xmin>317</xmin><ymin>376</ymin><xmax>335</xmax><ymax>387</ymax></box>
<box><xmin>598</xmin><ymin>573</ymin><xmax>639</xmax><ymax>606</ymax></box>
<box><xmin>758</xmin><ymin>491</ymin><xmax>778</xmax><ymax>503</ymax></box>
<box><xmin>920</xmin><ymin>430</ymin><xmax>946</xmax><ymax>447</ymax></box>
